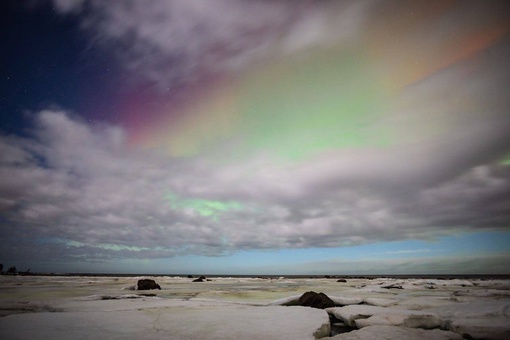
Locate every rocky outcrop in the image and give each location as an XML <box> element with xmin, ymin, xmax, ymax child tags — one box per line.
<box><xmin>136</xmin><ymin>279</ymin><xmax>161</xmax><ymax>290</ymax></box>
<box><xmin>298</xmin><ymin>291</ymin><xmax>335</xmax><ymax>309</ymax></box>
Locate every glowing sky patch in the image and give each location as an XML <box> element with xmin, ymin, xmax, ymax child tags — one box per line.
<box><xmin>128</xmin><ymin>45</ymin><xmax>393</xmax><ymax>163</ymax></box>
<box><xmin>501</xmin><ymin>154</ymin><xmax>510</xmax><ymax>165</ymax></box>
<box><xmin>236</xmin><ymin>47</ymin><xmax>390</xmax><ymax>161</ymax></box>
<box><xmin>165</xmin><ymin>192</ymin><xmax>243</xmax><ymax>219</ymax></box>
<box><xmin>44</xmin><ymin>238</ymin><xmax>149</xmax><ymax>252</ymax></box>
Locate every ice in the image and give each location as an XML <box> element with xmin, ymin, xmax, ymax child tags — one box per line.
<box><xmin>448</xmin><ymin>318</ymin><xmax>510</xmax><ymax>340</ymax></box>
<box><xmin>354</xmin><ymin>312</ymin><xmax>442</xmax><ymax>329</ymax></box>
<box><xmin>363</xmin><ymin>297</ymin><xmax>399</xmax><ymax>307</ymax></box>
<box><xmin>77</xmin><ymin>294</ymin><xmax>158</xmax><ymax>301</ymax></box>
<box><xmin>270</xmin><ymin>295</ymin><xmax>362</xmax><ymax>307</ymax></box>
<box><xmin>1</xmin><ymin>275</ymin><xmax>509</xmax><ymax>339</ymax></box>
<box><xmin>328</xmin><ymin>305</ymin><xmax>442</xmax><ymax>329</ymax></box>
<box><xmin>329</xmin><ymin>296</ymin><xmax>363</xmax><ymax>305</ymax></box>
<box><xmin>0</xmin><ymin>302</ymin><xmax>330</xmax><ymax>339</ymax></box>
<box><xmin>425</xmin><ymin>300</ymin><xmax>510</xmax><ymax>340</ymax></box>
<box><xmin>269</xmin><ymin>294</ymin><xmax>302</xmax><ymax>306</ymax></box>
<box><xmin>330</xmin><ymin>325</ymin><xmax>463</xmax><ymax>339</ymax></box>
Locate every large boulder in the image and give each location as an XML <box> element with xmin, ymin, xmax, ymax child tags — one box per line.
<box><xmin>298</xmin><ymin>291</ymin><xmax>335</xmax><ymax>309</ymax></box>
<box><xmin>136</xmin><ymin>279</ymin><xmax>161</xmax><ymax>290</ymax></box>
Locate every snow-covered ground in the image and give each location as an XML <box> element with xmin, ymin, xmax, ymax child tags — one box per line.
<box><xmin>0</xmin><ymin>276</ymin><xmax>509</xmax><ymax>339</ymax></box>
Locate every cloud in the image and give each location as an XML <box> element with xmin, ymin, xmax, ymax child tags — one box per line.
<box><xmin>1</xmin><ymin>110</ymin><xmax>509</xmax><ymax>266</ymax></box>
<box><xmin>52</xmin><ymin>0</ymin><xmax>86</xmax><ymax>14</ymax></box>
<box><xmin>49</xmin><ymin>0</ymin><xmax>371</xmax><ymax>90</ymax></box>
<box><xmin>4</xmin><ymin>1</ymin><xmax>510</xmax><ymax>269</ymax></box>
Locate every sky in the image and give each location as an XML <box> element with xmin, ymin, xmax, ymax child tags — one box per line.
<box><xmin>1</xmin><ymin>0</ymin><xmax>510</xmax><ymax>275</ymax></box>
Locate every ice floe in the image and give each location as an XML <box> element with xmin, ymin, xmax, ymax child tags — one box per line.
<box><xmin>330</xmin><ymin>325</ymin><xmax>463</xmax><ymax>339</ymax></box>
<box><xmin>328</xmin><ymin>305</ymin><xmax>442</xmax><ymax>329</ymax></box>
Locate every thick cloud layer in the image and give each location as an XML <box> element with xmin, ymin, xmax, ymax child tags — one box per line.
<box><xmin>1</xmin><ymin>110</ymin><xmax>509</xmax><ymax>264</ymax></box>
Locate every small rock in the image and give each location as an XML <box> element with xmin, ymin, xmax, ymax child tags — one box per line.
<box><xmin>337</xmin><ymin>279</ymin><xmax>347</xmax><ymax>283</ymax></box>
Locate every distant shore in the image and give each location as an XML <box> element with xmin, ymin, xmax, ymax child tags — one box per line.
<box><xmin>5</xmin><ymin>272</ymin><xmax>510</xmax><ymax>280</ymax></box>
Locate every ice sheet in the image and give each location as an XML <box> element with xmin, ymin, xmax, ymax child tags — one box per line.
<box><xmin>0</xmin><ymin>276</ymin><xmax>509</xmax><ymax>339</ymax></box>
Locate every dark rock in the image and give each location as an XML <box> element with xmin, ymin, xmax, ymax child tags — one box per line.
<box><xmin>298</xmin><ymin>291</ymin><xmax>335</xmax><ymax>309</ymax></box>
<box><xmin>137</xmin><ymin>279</ymin><xmax>161</xmax><ymax>290</ymax></box>
<box><xmin>337</xmin><ymin>279</ymin><xmax>347</xmax><ymax>283</ymax></box>
<box><xmin>192</xmin><ymin>276</ymin><xmax>207</xmax><ymax>282</ymax></box>
<box><xmin>187</xmin><ymin>275</ymin><xmax>193</xmax><ymax>278</ymax></box>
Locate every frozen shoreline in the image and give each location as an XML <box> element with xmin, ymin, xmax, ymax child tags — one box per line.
<box><xmin>1</xmin><ymin>276</ymin><xmax>509</xmax><ymax>339</ymax></box>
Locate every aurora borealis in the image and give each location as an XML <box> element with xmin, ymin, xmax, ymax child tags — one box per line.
<box><xmin>1</xmin><ymin>0</ymin><xmax>510</xmax><ymax>274</ymax></box>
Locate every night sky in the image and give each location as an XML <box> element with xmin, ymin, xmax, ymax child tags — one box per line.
<box><xmin>1</xmin><ymin>0</ymin><xmax>510</xmax><ymax>275</ymax></box>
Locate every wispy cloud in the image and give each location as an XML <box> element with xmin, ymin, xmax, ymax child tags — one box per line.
<box><xmin>375</xmin><ymin>249</ymin><xmax>436</xmax><ymax>255</ymax></box>
<box><xmin>50</xmin><ymin>0</ymin><xmax>371</xmax><ymax>90</ymax></box>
